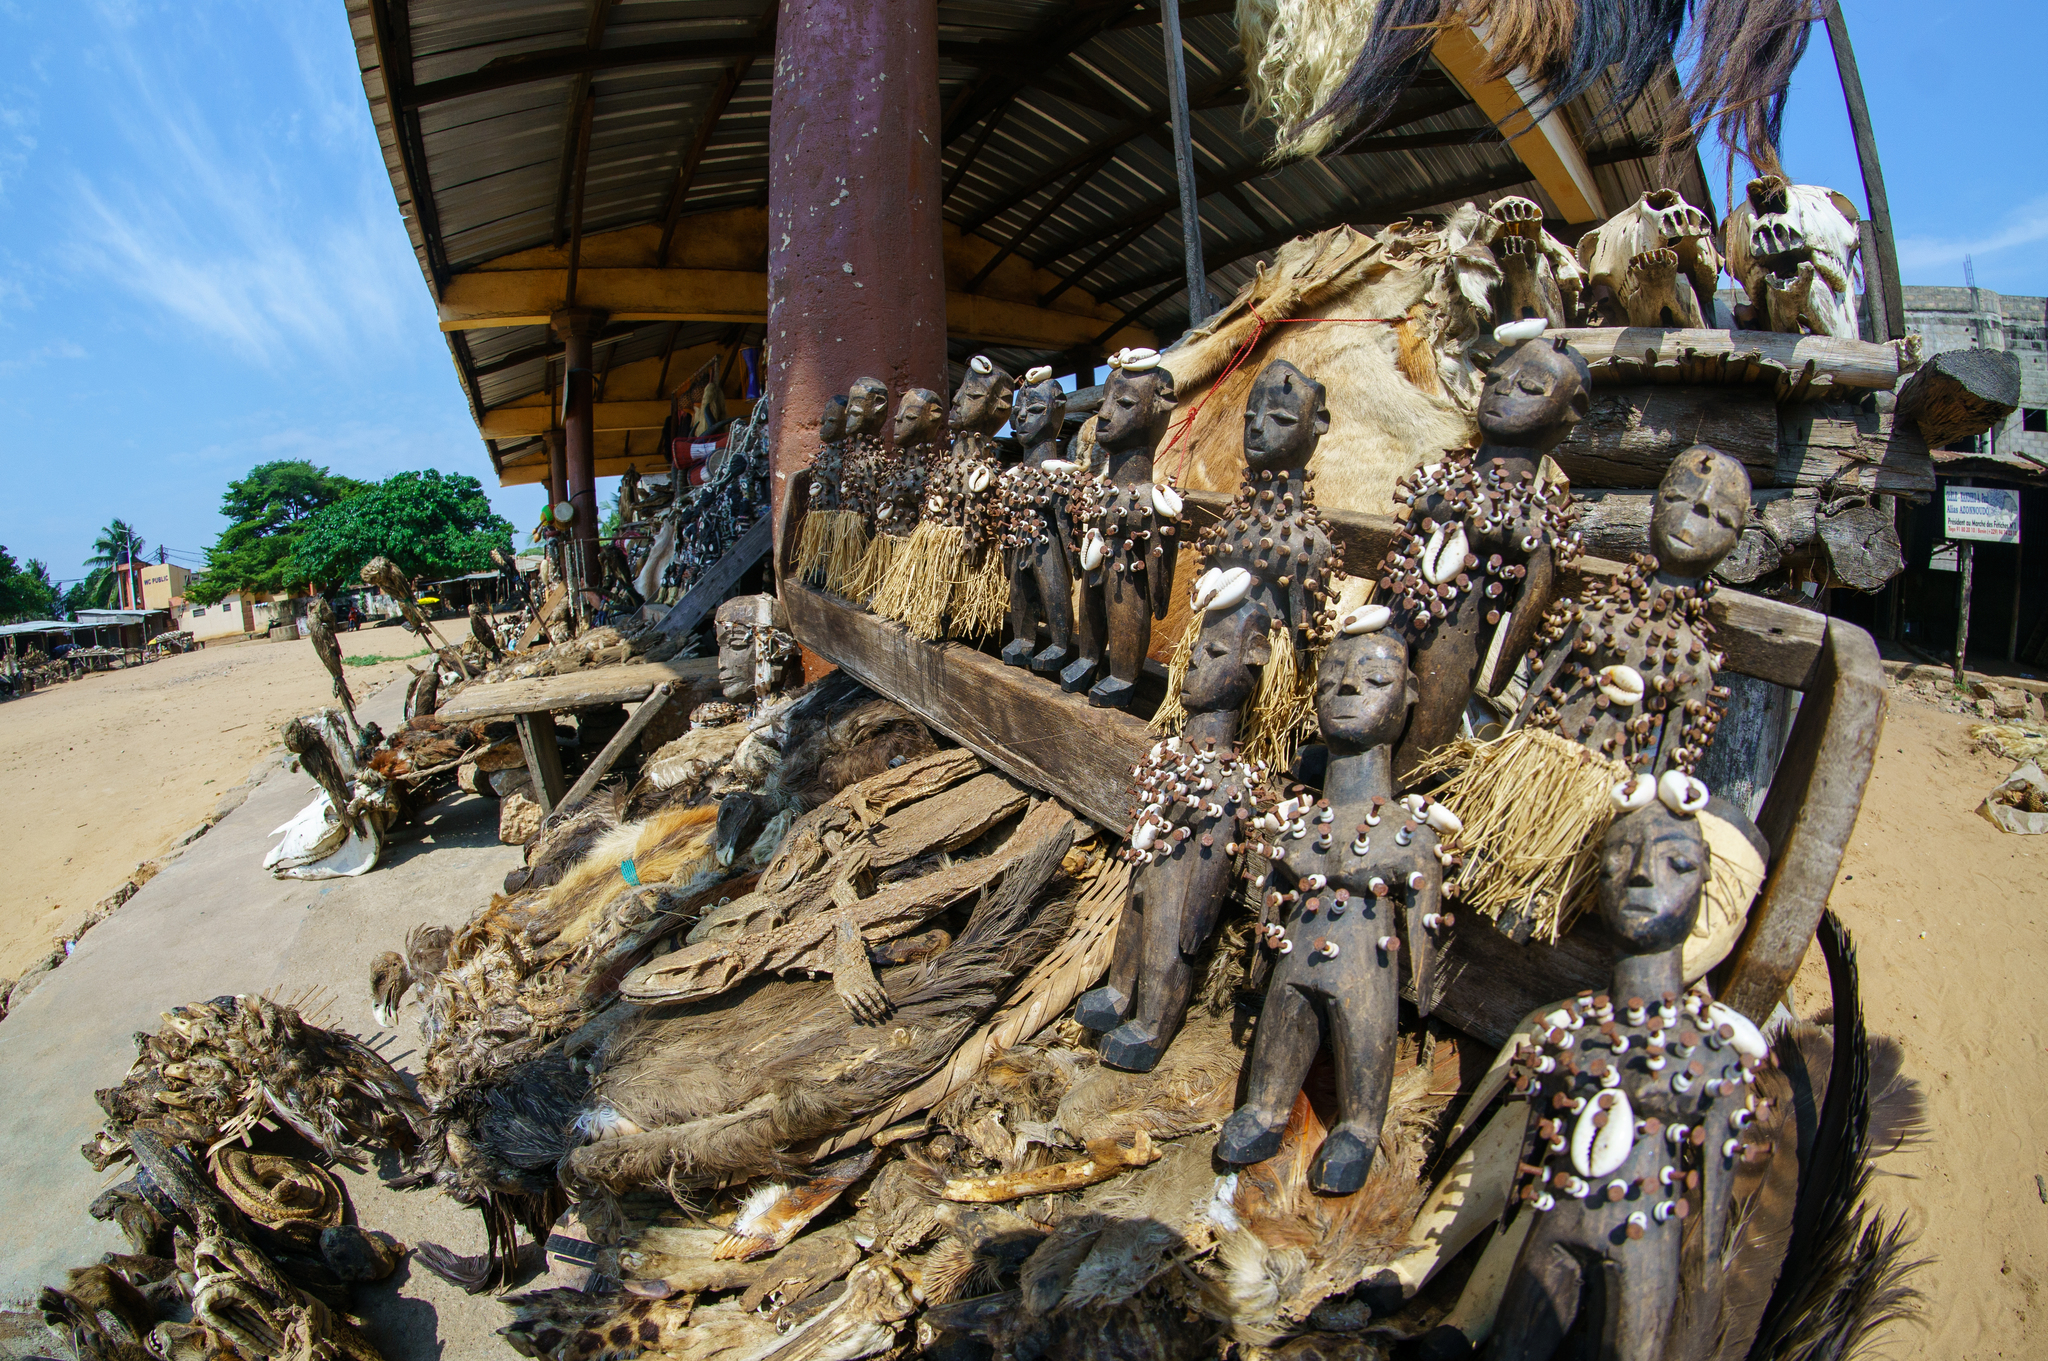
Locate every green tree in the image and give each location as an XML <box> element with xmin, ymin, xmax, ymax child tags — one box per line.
<box><xmin>289</xmin><ymin>469</ymin><xmax>514</xmax><ymax>587</ymax></box>
<box><xmin>65</xmin><ymin>520</ymin><xmax>147</xmax><ymax>610</ymax></box>
<box><xmin>188</xmin><ymin>461</ymin><xmax>369</xmax><ymax>605</ymax></box>
<box><xmin>0</xmin><ymin>549</ymin><xmax>58</xmax><ymax>621</ymax></box>
<box><xmin>63</xmin><ymin>570</ymin><xmax>114</xmax><ymax>615</ymax></box>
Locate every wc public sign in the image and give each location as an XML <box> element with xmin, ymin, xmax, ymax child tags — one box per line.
<box><xmin>1944</xmin><ymin>485</ymin><xmax>2021</xmax><ymax>544</ymax></box>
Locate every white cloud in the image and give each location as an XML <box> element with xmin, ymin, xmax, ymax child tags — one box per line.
<box><xmin>59</xmin><ymin>5</ymin><xmax>432</xmax><ymax>368</ymax></box>
<box><xmin>1896</xmin><ymin>195</ymin><xmax>2048</xmax><ymax>278</ymax></box>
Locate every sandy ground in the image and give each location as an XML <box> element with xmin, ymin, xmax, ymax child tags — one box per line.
<box><xmin>1785</xmin><ymin>692</ymin><xmax>2048</xmax><ymax>1357</ymax></box>
<box><xmin>0</xmin><ymin>633</ymin><xmax>2042</xmax><ymax>1351</ymax></box>
<box><xmin>0</xmin><ymin>628</ymin><xmax>427</xmax><ymax>979</ymax></box>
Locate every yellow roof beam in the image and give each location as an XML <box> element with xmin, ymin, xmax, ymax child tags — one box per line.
<box><xmin>478</xmin><ymin>400</ymin><xmax>673</xmax><ymax>440</ymax></box>
<box><xmin>1432</xmin><ymin>23</ymin><xmax>1607</xmax><ymax>225</ymax></box>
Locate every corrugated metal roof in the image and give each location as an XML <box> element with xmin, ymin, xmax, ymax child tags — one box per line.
<box><xmin>346</xmin><ymin>0</ymin><xmax>1710</xmax><ymax>483</ymax></box>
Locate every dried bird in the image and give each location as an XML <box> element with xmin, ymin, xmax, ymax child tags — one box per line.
<box><xmin>306</xmin><ymin>597</ymin><xmax>356</xmax><ymax>731</ymax></box>
<box><xmin>361</xmin><ymin>555</ymin><xmax>445</xmax><ymax>646</ymax></box>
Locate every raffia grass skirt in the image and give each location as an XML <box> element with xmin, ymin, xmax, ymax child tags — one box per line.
<box><xmin>798</xmin><ymin>510</ymin><xmax>869</xmax><ymax>596</ymax></box>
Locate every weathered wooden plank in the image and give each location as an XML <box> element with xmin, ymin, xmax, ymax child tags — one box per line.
<box><xmin>1716</xmin><ymin>620</ymin><xmax>1885</xmax><ymax>1021</ymax></box>
<box><xmin>657</xmin><ymin>515</ymin><xmax>771</xmax><ymax>638</ymax></box>
<box><xmin>781</xmin><ymin>583</ymin><xmax>1149</xmax><ymax>830</ymax></box>
<box><xmin>1551</xmin><ymin>386</ymin><xmax>1778</xmax><ymax>489</ymax></box>
<box><xmin>1552</xmin><ymin>327</ymin><xmax>1913</xmax><ymax>391</ymax></box>
<box><xmin>434</xmin><ymin>657</ymin><xmax>719</xmax><ymax>720</ymax></box>
<box><xmin>555</xmin><ymin>680</ymin><xmax>679</xmax><ymax>812</ymax></box>
<box><xmin>1776</xmin><ymin>401</ymin><xmax>1934</xmax><ymax>494</ymax></box>
<box><xmin>515</xmin><ymin>712</ymin><xmax>567</xmax><ymax>814</ymax></box>
<box><xmin>1420</xmin><ymin>913</ymin><xmax>1620</xmax><ymax>1048</ymax></box>
<box><xmin>1182</xmin><ymin>494</ymin><xmax>1826</xmax><ymax>688</ymax></box>
<box><xmin>1894</xmin><ymin>347</ymin><xmax>2021</xmax><ymax>449</ymax></box>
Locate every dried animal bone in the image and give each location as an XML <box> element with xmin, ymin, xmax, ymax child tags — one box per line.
<box><xmin>1576</xmin><ymin>189</ymin><xmax>1725</xmax><ymax>328</ymax></box>
<box><xmin>1490</xmin><ymin>196</ymin><xmax>1583</xmax><ymax>326</ymax></box>
<box><xmin>1724</xmin><ymin>174</ymin><xmax>1864</xmax><ymax>338</ymax></box>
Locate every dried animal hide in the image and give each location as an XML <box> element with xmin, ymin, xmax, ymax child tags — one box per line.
<box><xmin>564</xmin><ymin>824</ymin><xmax>1076</xmax><ymax>1195</ymax></box>
<box><xmin>1724</xmin><ymin>174</ymin><xmax>1863</xmax><ymax>338</ymax></box>
<box><xmin>94</xmin><ymin>995</ymin><xmax>424</xmax><ymax>1162</ymax></box>
<box><xmin>1054</xmin><ymin>1007</ymin><xmax>1243</xmax><ymax>1148</ymax></box>
<box><xmin>1576</xmin><ymin>188</ymin><xmax>1726</xmax><ymax>328</ymax></box>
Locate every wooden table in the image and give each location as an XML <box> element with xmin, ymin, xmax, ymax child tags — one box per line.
<box><xmin>436</xmin><ymin>656</ymin><xmax>719</xmax><ymax>813</ymax></box>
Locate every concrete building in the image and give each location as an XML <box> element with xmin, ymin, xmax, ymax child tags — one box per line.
<box><xmin>181</xmin><ymin>594</ymin><xmax>260</xmax><ymax>642</ymax></box>
<box><xmin>1898</xmin><ymin>286</ymin><xmax>2048</xmax><ymax>466</ymax></box>
<box><xmin>137</xmin><ymin>562</ymin><xmax>192</xmax><ymax>612</ymax></box>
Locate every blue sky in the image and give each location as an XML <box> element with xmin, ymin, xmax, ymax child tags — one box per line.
<box><xmin>1</xmin><ymin>0</ymin><xmax>2043</xmax><ymax>589</ymax></box>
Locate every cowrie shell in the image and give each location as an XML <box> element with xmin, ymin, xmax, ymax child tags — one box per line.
<box><xmin>1040</xmin><ymin>458</ymin><xmax>1078</xmax><ymax>473</ymax></box>
<box><xmin>1150</xmin><ymin>484</ymin><xmax>1183</xmax><ymax>518</ymax></box>
<box><xmin>970</xmin><ymin>354</ymin><xmax>993</xmax><ymax>374</ymax></box>
<box><xmin>1422</xmin><ymin>524</ymin><xmax>1469</xmax><ymax>585</ymax></box>
<box><xmin>1339</xmin><ymin>604</ymin><xmax>1391</xmax><ymax>635</ymax></box>
<box><xmin>1612</xmin><ymin>775</ymin><xmax>1656</xmax><ymax>811</ymax></box>
<box><xmin>1191</xmin><ymin>567</ymin><xmax>1224</xmax><ymax>611</ymax></box>
<box><xmin>1658</xmin><ymin>770</ymin><xmax>1710</xmax><ymax>815</ymax></box>
<box><xmin>1705</xmin><ymin>1002</ymin><xmax>1770</xmax><ymax>1060</ymax></box>
<box><xmin>1425</xmin><ymin>803</ymin><xmax>1463</xmax><ymax>836</ymax></box>
<box><xmin>1025</xmin><ymin>365</ymin><xmax>1053</xmax><ymax>383</ymax></box>
<box><xmin>1204</xmin><ymin>567</ymin><xmax>1252</xmax><ymax>613</ymax></box>
<box><xmin>1080</xmin><ymin>529</ymin><xmax>1106</xmax><ymax>570</ymax></box>
<box><xmin>966</xmin><ymin>466</ymin><xmax>992</xmax><ymax>494</ymax></box>
<box><xmin>1131</xmin><ymin>820</ymin><xmax>1157</xmax><ymax>851</ymax></box>
<box><xmin>1597</xmin><ymin>664</ymin><xmax>1646</xmax><ymax>707</ymax></box>
<box><xmin>1494</xmin><ymin>317</ymin><xmax>1548</xmax><ymax>344</ymax></box>
<box><xmin>1571</xmin><ymin>1087</ymin><xmax>1635</xmax><ymax>1178</ymax></box>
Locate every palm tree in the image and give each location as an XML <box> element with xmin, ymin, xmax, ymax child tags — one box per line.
<box><xmin>85</xmin><ymin>519</ymin><xmax>147</xmax><ymax>609</ymax></box>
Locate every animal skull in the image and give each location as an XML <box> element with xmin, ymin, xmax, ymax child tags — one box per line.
<box><xmin>1723</xmin><ymin>175</ymin><xmax>1863</xmax><ymax>338</ymax></box>
<box><xmin>1488</xmin><ymin>195</ymin><xmax>1584</xmax><ymax>326</ymax></box>
<box><xmin>1576</xmin><ymin>189</ymin><xmax>1725</xmax><ymax>328</ymax></box>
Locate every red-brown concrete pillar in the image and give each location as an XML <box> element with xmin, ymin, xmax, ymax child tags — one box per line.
<box><xmin>765</xmin><ymin>0</ymin><xmax>947</xmax><ymax>562</ymax></box>
<box><xmin>553</xmin><ymin>308</ymin><xmax>607</xmax><ymax>583</ymax></box>
<box><xmin>544</xmin><ymin>429</ymin><xmax>568</xmax><ymax>515</ymax></box>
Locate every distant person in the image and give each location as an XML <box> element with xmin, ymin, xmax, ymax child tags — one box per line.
<box><xmin>348</xmin><ymin>603</ymin><xmax>362</xmax><ymax>631</ymax></box>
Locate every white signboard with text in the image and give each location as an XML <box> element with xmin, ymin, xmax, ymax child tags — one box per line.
<box><xmin>1945</xmin><ymin>485</ymin><xmax>2021</xmax><ymax>544</ymax></box>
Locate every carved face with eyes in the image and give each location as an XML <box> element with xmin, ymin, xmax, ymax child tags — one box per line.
<box><xmin>1476</xmin><ymin>339</ymin><xmax>1592</xmax><ymax>449</ymax></box>
<box><xmin>1095</xmin><ymin>365</ymin><xmax>1176</xmax><ymax>447</ymax></box>
<box><xmin>1015</xmin><ymin>379</ymin><xmax>1068</xmax><ymax>451</ymax></box>
<box><xmin>1242</xmin><ymin>359</ymin><xmax>1330</xmax><ymax>471</ymax></box>
<box><xmin>892</xmin><ymin>389</ymin><xmax>946</xmax><ymax>451</ymax></box>
<box><xmin>1315</xmin><ymin>630</ymin><xmax>1414</xmax><ymax>752</ymax></box>
<box><xmin>845</xmin><ymin>379</ymin><xmax>889</xmax><ymax>438</ymax></box>
<box><xmin>1182</xmin><ymin>599</ymin><xmax>1272</xmax><ymax>714</ymax></box>
<box><xmin>819</xmin><ymin>395</ymin><xmax>848</xmax><ymax>443</ymax></box>
<box><xmin>1597</xmin><ymin>803</ymin><xmax>1708</xmax><ymax>954</ymax></box>
<box><xmin>949</xmin><ymin>364</ymin><xmax>1014</xmax><ymax>434</ymax></box>
<box><xmin>1651</xmin><ymin>445</ymin><xmax>1751</xmax><ymax>578</ymax></box>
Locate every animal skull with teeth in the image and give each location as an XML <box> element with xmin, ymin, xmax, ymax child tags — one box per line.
<box><xmin>1488</xmin><ymin>195</ymin><xmax>1584</xmax><ymax>326</ymax></box>
<box><xmin>1576</xmin><ymin>189</ymin><xmax>1725</xmax><ymax>329</ymax></box>
<box><xmin>1724</xmin><ymin>175</ymin><xmax>1863</xmax><ymax>338</ymax></box>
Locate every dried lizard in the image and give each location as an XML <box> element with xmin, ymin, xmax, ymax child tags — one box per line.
<box><xmin>622</xmin><ymin>800</ymin><xmax>1074</xmax><ymax>1014</ymax></box>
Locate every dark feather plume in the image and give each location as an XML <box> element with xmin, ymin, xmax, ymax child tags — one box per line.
<box><xmin>1667</xmin><ymin>0</ymin><xmax>1821</xmax><ymax>177</ymax></box>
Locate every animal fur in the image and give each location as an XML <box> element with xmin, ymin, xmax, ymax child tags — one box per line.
<box><xmin>565</xmin><ymin>824</ymin><xmax>1075</xmax><ymax>1194</ymax></box>
<box><xmin>1669</xmin><ymin>0</ymin><xmax>1820</xmax><ymax>176</ymax></box>
<box><xmin>1237</xmin><ymin>0</ymin><xmax>1382</xmax><ymax>160</ymax></box>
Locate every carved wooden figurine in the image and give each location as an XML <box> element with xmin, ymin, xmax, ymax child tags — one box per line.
<box><xmin>1075</xmin><ymin>597</ymin><xmax>1268</xmax><ymax>1070</ymax></box>
<box><xmin>873</xmin><ymin>358</ymin><xmax>1013</xmax><ymax>639</ymax></box>
<box><xmin>796</xmin><ymin>395</ymin><xmax>865</xmax><ymax>588</ymax></box>
<box><xmin>1064</xmin><ymin>347</ymin><xmax>1180</xmax><ymax>709</ymax></box>
<box><xmin>1000</xmin><ymin>366</ymin><xmax>1082</xmax><ymax>673</ymax></box>
<box><xmin>1488</xmin><ymin>801</ymin><xmax>1773</xmax><ymax>1360</ymax></box>
<box><xmin>1217</xmin><ymin>621</ymin><xmax>1458</xmax><ymax>1193</ymax></box>
<box><xmin>847</xmin><ymin>387</ymin><xmax>943</xmax><ymax>604</ymax></box>
<box><xmin>1520</xmin><ymin>447</ymin><xmax>1749</xmax><ymax>776</ymax></box>
<box><xmin>714</xmin><ymin>593</ymin><xmax>801</xmax><ymax>707</ymax></box>
<box><xmin>1385</xmin><ymin>327</ymin><xmax>1586</xmax><ymax>782</ymax></box>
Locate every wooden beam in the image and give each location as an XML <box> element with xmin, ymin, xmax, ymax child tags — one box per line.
<box><xmin>656</xmin><ymin>516</ymin><xmax>771</xmax><ymax>638</ymax></box>
<box><xmin>1430</xmin><ymin>20</ymin><xmax>1605</xmax><ymax>224</ymax></box>
<box><xmin>481</xmin><ymin>400</ymin><xmax>673</xmax><ymax>439</ymax></box>
<box><xmin>964</xmin><ymin>152</ymin><xmax>1115</xmax><ymax>292</ymax></box>
<box><xmin>437</xmin><ymin>657</ymin><xmax>719</xmax><ymax>721</ymax></box>
<box><xmin>782</xmin><ymin>581</ymin><xmax>1150</xmax><ymax>830</ymax></box>
<box><xmin>365</xmin><ymin>0</ymin><xmax>449</xmax><ymax>293</ymax></box>
<box><xmin>1549</xmin><ymin>327</ymin><xmax>1917</xmax><ymax>392</ymax></box>
<box><xmin>439</xmin><ymin>268</ymin><xmax>1151</xmax><ymax>351</ymax></box>
<box><xmin>1717</xmin><ymin>620</ymin><xmax>1885</xmax><ymax>1021</ymax></box>
<box><xmin>405</xmin><ymin>36</ymin><xmax>773</xmax><ymax>108</ymax></box>
<box><xmin>551</xmin><ymin>0</ymin><xmax>619</xmax><ymax>246</ymax></box>
<box><xmin>514</xmin><ymin>712</ymin><xmax>568</xmax><ymax>814</ymax></box>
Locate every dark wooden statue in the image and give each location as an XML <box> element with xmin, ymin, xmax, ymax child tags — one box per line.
<box><xmin>874</xmin><ymin>388</ymin><xmax>943</xmax><ymax>536</ymax></box>
<box><xmin>1520</xmin><ymin>447</ymin><xmax>1750</xmax><ymax>778</ymax></box>
<box><xmin>838</xmin><ymin>376</ymin><xmax>892</xmax><ymax>530</ymax></box>
<box><xmin>1076</xmin><ymin>597</ymin><xmax>1269</xmax><ymax>1069</ymax></box>
<box><xmin>714</xmin><ymin>593</ymin><xmax>800</xmax><ymax>706</ymax></box>
<box><xmin>1063</xmin><ymin>347</ymin><xmax>1180</xmax><ymax>710</ymax></box>
<box><xmin>806</xmin><ymin>395</ymin><xmax>852</xmax><ymax>510</ymax></box>
<box><xmin>1000</xmin><ymin>367</ymin><xmax>1082</xmax><ymax>673</ymax></box>
<box><xmin>1385</xmin><ymin>327</ymin><xmax>1588</xmax><ymax>782</ymax></box>
<box><xmin>1488</xmin><ymin>801</ymin><xmax>1773</xmax><ymax>1360</ymax></box>
<box><xmin>1218</xmin><ymin>622</ymin><xmax>1456</xmax><ymax>1192</ymax></box>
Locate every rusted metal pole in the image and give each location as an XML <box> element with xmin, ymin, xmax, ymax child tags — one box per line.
<box><xmin>765</xmin><ymin>0</ymin><xmax>948</xmax><ymax>563</ymax></box>
<box><xmin>1159</xmin><ymin>0</ymin><xmax>1211</xmax><ymax>326</ymax></box>
<box><xmin>554</xmin><ymin>307</ymin><xmax>606</xmax><ymax>602</ymax></box>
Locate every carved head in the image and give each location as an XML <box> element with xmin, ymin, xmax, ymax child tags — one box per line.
<box><xmin>1477</xmin><ymin>338</ymin><xmax>1591</xmax><ymax>450</ymax></box>
<box><xmin>1652</xmin><ymin>445</ymin><xmax>1750</xmax><ymax>579</ymax></box>
<box><xmin>621</xmin><ymin>465</ymin><xmax>641</xmax><ymax>499</ymax></box>
<box><xmin>845</xmin><ymin>378</ymin><xmax>890</xmax><ymax>438</ymax></box>
<box><xmin>1314</xmin><ymin>629</ymin><xmax>1413</xmax><ymax>753</ymax></box>
<box><xmin>1096</xmin><ymin>359</ymin><xmax>1176</xmax><ymax>448</ymax></box>
<box><xmin>1596</xmin><ymin>803</ymin><xmax>1708</xmax><ymax>954</ymax></box>
<box><xmin>819</xmin><ymin>395</ymin><xmax>849</xmax><ymax>443</ymax></box>
<box><xmin>713</xmin><ymin>593</ymin><xmax>798</xmax><ymax>702</ymax></box>
<box><xmin>892</xmin><ymin>388</ymin><xmax>946</xmax><ymax>452</ymax></box>
<box><xmin>1242</xmin><ymin>359</ymin><xmax>1330</xmax><ymax>471</ymax></box>
<box><xmin>1182</xmin><ymin>599</ymin><xmax>1272</xmax><ymax>715</ymax></box>
<box><xmin>1015</xmin><ymin>378</ymin><xmax>1068</xmax><ymax>451</ymax></box>
<box><xmin>949</xmin><ymin>357</ymin><xmax>1015</xmax><ymax>435</ymax></box>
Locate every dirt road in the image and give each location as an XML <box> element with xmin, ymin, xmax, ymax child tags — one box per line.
<box><xmin>0</xmin><ymin>630</ymin><xmax>425</xmax><ymax>979</ymax></box>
